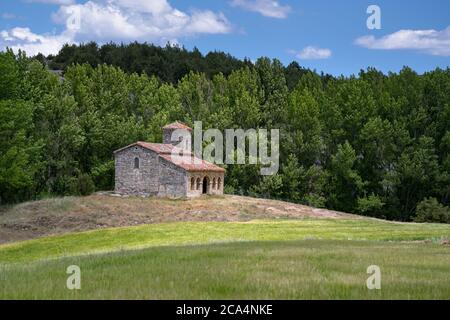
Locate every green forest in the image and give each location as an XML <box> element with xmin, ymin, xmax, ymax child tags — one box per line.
<box><xmin>1</xmin><ymin>43</ymin><xmax>449</xmax><ymax>222</ymax></box>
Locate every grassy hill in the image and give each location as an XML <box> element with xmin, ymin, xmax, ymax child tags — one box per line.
<box><xmin>1</xmin><ymin>194</ymin><xmax>449</xmax><ymax>299</ymax></box>
<box><xmin>0</xmin><ymin>194</ymin><xmax>354</xmax><ymax>243</ymax></box>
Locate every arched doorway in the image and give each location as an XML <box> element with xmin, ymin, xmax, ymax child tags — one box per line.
<box><xmin>202</xmin><ymin>176</ymin><xmax>209</xmax><ymax>194</ymax></box>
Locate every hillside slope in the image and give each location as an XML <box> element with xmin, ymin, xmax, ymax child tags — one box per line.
<box><xmin>0</xmin><ymin>194</ymin><xmax>355</xmax><ymax>243</ymax></box>
<box><xmin>1</xmin><ymin>194</ymin><xmax>450</xmax><ymax>299</ymax></box>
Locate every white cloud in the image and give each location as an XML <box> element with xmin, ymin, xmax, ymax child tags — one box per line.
<box><xmin>1</xmin><ymin>31</ymin><xmax>14</xmax><ymax>41</ymax></box>
<box><xmin>355</xmin><ymin>27</ymin><xmax>450</xmax><ymax>56</ymax></box>
<box><xmin>230</xmin><ymin>0</ymin><xmax>291</xmax><ymax>19</ymax></box>
<box><xmin>289</xmin><ymin>46</ymin><xmax>332</xmax><ymax>60</ymax></box>
<box><xmin>1</xmin><ymin>27</ymin><xmax>75</xmax><ymax>56</ymax></box>
<box><xmin>185</xmin><ymin>11</ymin><xmax>231</xmax><ymax>34</ymax></box>
<box><xmin>113</xmin><ymin>0</ymin><xmax>172</xmax><ymax>14</ymax></box>
<box><xmin>1</xmin><ymin>0</ymin><xmax>232</xmax><ymax>56</ymax></box>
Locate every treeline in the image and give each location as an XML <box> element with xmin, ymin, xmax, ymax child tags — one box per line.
<box><xmin>38</xmin><ymin>42</ymin><xmax>315</xmax><ymax>89</ymax></box>
<box><xmin>38</xmin><ymin>42</ymin><xmax>252</xmax><ymax>84</ymax></box>
<box><xmin>1</xmin><ymin>48</ymin><xmax>449</xmax><ymax>222</ymax></box>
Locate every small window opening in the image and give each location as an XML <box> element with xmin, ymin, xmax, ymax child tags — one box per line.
<box><xmin>134</xmin><ymin>157</ymin><xmax>140</xmax><ymax>169</ymax></box>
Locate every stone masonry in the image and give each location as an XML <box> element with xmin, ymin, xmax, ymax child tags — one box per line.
<box><xmin>114</xmin><ymin>121</ymin><xmax>225</xmax><ymax>198</ymax></box>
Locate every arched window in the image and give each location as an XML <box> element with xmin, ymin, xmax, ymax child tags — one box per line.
<box><xmin>196</xmin><ymin>178</ymin><xmax>201</xmax><ymax>190</ymax></box>
<box><xmin>212</xmin><ymin>178</ymin><xmax>216</xmax><ymax>189</ymax></box>
<box><xmin>134</xmin><ymin>157</ymin><xmax>140</xmax><ymax>169</ymax></box>
<box><xmin>217</xmin><ymin>177</ymin><xmax>221</xmax><ymax>190</ymax></box>
<box><xmin>191</xmin><ymin>177</ymin><xmax>195</xmax><ymax>190</ymax></box>
<box><xmin>202</xmin><ymin>176</ymin><xmax>209</xmax><ymax>194</ymax></box>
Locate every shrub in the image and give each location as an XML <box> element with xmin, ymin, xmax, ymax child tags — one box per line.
<box><xmin>223</xmin><ymin>185</ymin><xmax>235</xmax><ymax>195</ymax></box>
<box><xmin>76</xmin><ymin>174</ymin><xmax>96</xmax><ymax>196</ymax></box>
<box><xmin>414</xmin><ymin>197</ymin><xmax>450</xmax><ymax>223</ymax></box>
<box><xmin>249</xmin><ymin>175</ymin><xmax>283</xmax><ymax>199</ymax></box>
<box><xmin>91</xmin><ymin>160</ymin><xmax>114</xmax><ymax>191</ymax></box>
<box><xmin>303</xmin><ymin>194</ymin><xmax>326</xmax><ymax>209</ymax></box>
<box><xmin>51</xmin><ymin>175</ymin><xmax>78</xmax><ymax>196</ymax></box>
<box><xmin>357</xmin><ymin>194</ymin><xmax>384</xmax><ymax>216</ymax></box>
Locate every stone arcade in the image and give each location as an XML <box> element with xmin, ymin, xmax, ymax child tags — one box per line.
<box><xmin>114</xmin><ymin>122</ymin><xmax>225</xmax><ymax>198</ymax></box>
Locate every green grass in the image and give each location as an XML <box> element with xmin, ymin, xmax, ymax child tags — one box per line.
<box><xmin>1</xmin><ymin>219</ymin><xmax>449</xmax><ymax>265</ymax></box>
<box><xmin>1</xmin><ymin>240</ymin><xmax>449</xmax><ymax>299</ymax></box>
<box><xmin>1</xmin><ymin>218</ymin><xmax>450</xmax><ymax>299</ymax></box>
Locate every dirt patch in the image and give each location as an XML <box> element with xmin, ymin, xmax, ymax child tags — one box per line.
<box><xmin>0</xmin><ymin>194</ymin><xmax>355</xmax><ymax>243</ymax></box>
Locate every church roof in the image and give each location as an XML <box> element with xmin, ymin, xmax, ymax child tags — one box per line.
<box><xmin>159</xmin><ymin>154</ymin><xmax>225</xmax><ymax>172</ymax></box>
<box><xmin>162</xmin><ymin>121</ymin><xmax>193</xmax><ymax>131</ymax></box>
<box><xmin>113</xmin><ymin>142</ymin><xmax>187</xmax><ymax>155</ymax></box>
<box><xmin>114</xmin><ymin>141</ymin><xmax>225</xmax><ymax>173</ymax></box>
<box><xmin>136</xmin><ymin>142</ymin><xmax>190</xmax><ymax>155</ymax></box>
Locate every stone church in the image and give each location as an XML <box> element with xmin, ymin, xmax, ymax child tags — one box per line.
<box><xmin>114</xmin><ymin>121</ymin><xmax>225</xmax><ymax>198</ymax></box>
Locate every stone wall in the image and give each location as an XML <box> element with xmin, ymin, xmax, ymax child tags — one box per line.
<box><xmin>157</xmin><ymin>157</ymin><xmax>188</xmax><ymax>197</ymax></box>
<box><xmin>115</xmin><ymin>143</ymin><xmax>223</xmax><ymax>198</ymax></box>
<box><xmin>114</xmin><ymin>146</ymin><xmax>160</xmax><ymax>196</ymax></box>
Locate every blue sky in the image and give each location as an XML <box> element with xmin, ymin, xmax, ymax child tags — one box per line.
<box><xmin>0</xmin><ymin>0</ymin><xmax>449</xmax><ymax>75</ymax></box>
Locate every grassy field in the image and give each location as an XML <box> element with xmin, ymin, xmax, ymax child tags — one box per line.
<box><xmin>1</xmin><ymin>218</ymin><xmax>450</xmax><ymax>264</ymax></box>
<box><xmin>1</xmin><ymin>240</ymin><xmax>449</xmax><ymax>299</ymax></box>
<box><xmin>1</xmin><ymin>217</ymin><xmax>450</xmax><ymax>299</ymax></box>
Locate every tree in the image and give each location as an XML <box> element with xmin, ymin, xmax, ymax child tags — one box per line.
<box><xmin>249</xmin><ymin>174</ymin><xmax>283</xmax><ymax>199</ymax></box>
<box><xmin>0</xmin><ymin>100</ymin><xmax>41</xmax><ymax>203</ymax></box>
<box><xmin>287</xmin><ymin>88</ymin><xmax>323</xmax><ymax>166</ymax></box>
<box><xmin>328</xmin><ymin>141</ymin><xmax>366</xmax><ymax>212</ymax></box>
<box><xmin>393</xmin><ymin>136</ymin><xmax>439</xmax><ymax>219</ymax></box>
<box><xmin>0</xmin><ymin>50</ymin><xmax>20</xmax><ymax>99</ymax></box>
<box><xmin>178</xmin><ymin>71</ymin><xmax>212</xmax><ymax>121</ymax></box>
<box><xmin>281</xmin><ymin>154</ymin><xmax>327</xmax><ymax>207</ymax></box>
<box><xmin>0</xmin><ymin>45</ymin><xmax>449</xmax><ymax>222</ymax></box>
<box><xmin>357</xmin><ymin>194</ymin><xmax>384</xmax><ymax>217</ymax></box>
<box><xmin>414</xmin><ymin>197</ymin><xmax>449</xmax><ymax>223</ymax></box>
<box><xmin>255</xmin><ymin>58</ymin><xmax>289</xmax><ymax>127</ymax></box>
<box><xmin>284</xmin><ymin>61</ymin><xmax>309</xmax><ymax>90</ymax></box>
<box><xmin>227</xmin><ymin>67</ymin><xmax>261</xmax><ymax>128</ymax></box>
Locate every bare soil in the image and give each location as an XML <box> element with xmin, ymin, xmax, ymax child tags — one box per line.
<box><xmin>0</xmin><ymin>193</ymin><xmax>355</xmax><ymax>243</ymax></box>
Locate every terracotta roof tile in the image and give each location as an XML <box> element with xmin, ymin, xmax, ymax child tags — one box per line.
<box><xmin>160</xmin><ymin>154</ymin><xmax>225</xmax><ymax>172</ymax></box>
<box><xmin>162</xmin><ymin>121</ymin><xmax>193</xmax><ymax>131</ymax></box>
<box><xmin>114</xmin><ymin>141</ymin><xmax>225</xmax><ymax>172</ymax></box>
<box><xmin>136</xmin><ymin>142</ymin><xmax>191</xmax><ymax>155</ymax></box>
